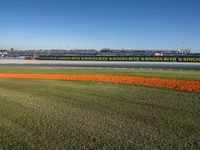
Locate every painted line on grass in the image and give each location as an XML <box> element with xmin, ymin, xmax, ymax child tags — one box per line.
<box><xmin>0</xmin><ymin>73</ymin><xmax>199</xmax><ymax>92</ymax></box>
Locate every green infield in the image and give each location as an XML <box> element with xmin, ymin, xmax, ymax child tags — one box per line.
<box><xmin>0</xmin><ymin>68</ymin><xmax>200</xmax><ymax>149</ymax></box>
<box><xmin>0</xmin><ymin>77</ymin><xmax>200</xmax><ymax>149</ymax></box>
<box><xmin>0</xmin><ymin>68</ymin><xmax>200</xmax><ymax>80</ymax></box>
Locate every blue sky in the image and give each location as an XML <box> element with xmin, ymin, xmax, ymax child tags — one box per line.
<box><xmin>0</xmin><ymin>0</ymin><xmax>199</xmax><ymax>51</ymax></box>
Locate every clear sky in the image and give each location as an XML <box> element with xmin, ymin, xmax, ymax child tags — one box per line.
<box><xmin>0</xmin><ymin>0</ymin><xmax>199</xmax><ymax>51</ymax></box>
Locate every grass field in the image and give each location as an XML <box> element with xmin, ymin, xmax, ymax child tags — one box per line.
<box><xmin>0</xmin><ymin>68</ymin><xmax>200</xmax><ymax>149</ymax></box>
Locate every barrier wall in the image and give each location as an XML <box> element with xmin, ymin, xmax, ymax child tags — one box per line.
<box><xmin>36</xmin><ymin>56</ymin><xmax>200</xmax><ymax>62</ymax></box>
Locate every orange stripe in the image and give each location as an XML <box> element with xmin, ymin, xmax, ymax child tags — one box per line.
<box><xmin>0</xmin><ymin>73</ymin><xmax>199</xmax><ymax>92</ymax></box>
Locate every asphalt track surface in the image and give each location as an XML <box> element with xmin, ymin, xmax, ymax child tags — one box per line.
<box><xmin>0</xmin><ymin>60</ymin><xmax>200</xmax><ymax>70</ymax></box>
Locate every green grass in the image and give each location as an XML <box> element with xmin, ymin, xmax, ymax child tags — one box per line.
<box><xmin>0</xmin><ymin>68</ymin><xmax>200</xmax><ymax>80</ymax></box>
<box><xmin>0</xmin><ymin>78</ymin><xmax>200</xmax><ymax>149</ymax></box>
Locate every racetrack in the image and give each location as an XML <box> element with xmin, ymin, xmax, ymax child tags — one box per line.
<box><xmin>0</xmin><ymin>60</ymin><xmax>200</xmax><ymax>70</ymax></box>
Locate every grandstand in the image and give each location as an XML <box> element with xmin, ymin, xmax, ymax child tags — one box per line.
<box><xmin>0</xmin><ymin>48</ymin><xmax>194</xmax><ymax>58</ymax></box>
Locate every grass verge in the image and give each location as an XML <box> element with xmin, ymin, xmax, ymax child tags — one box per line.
<box><xmin>0</xmin><ymin>78</ymin><xmax>200</xmax><ymax>149</ymax></box>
